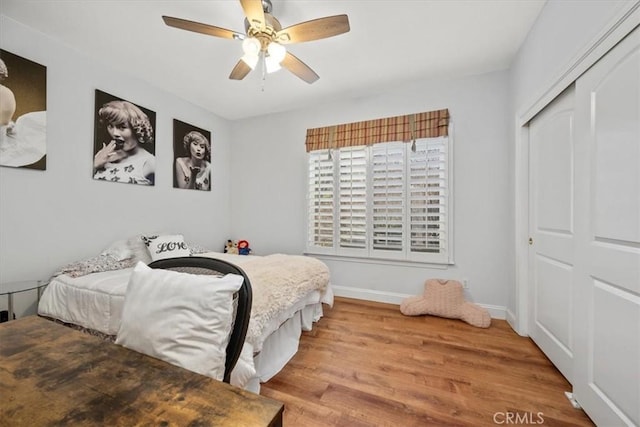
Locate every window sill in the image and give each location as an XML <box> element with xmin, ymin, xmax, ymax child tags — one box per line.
<box><xmin>304</xmin><ymin>252</ymin><xmax>453</xmax><ymax>270</ymax></box>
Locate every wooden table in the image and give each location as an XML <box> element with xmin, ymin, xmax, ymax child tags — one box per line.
<box><xmin>0</xmin><ymin>316</ymin><xmax>284</xmax><ymax>426</ymax></box>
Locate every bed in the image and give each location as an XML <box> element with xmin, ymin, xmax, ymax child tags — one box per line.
<box><xmin>37</xmin><ymin>235</ymin><xmax>332</xmax><ymax>394</ymax></box>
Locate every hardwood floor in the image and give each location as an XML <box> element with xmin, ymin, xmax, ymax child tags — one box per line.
<box><xmin>261</xmin><ymin>297</ymin><xmax>595</xmax><ymax>427</ymax></box>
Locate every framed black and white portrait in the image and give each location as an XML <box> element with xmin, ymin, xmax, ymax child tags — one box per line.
<box><xmin>173</xmin><ymin>119</ymin><xmax>212</xmax><ymax>191</ymax></box>
<box><xmin>93</xmin><ymin>89</ymin><xmax>156</xmax><ymax>185</ymax></box>
<box><xmin>0</xmin><ymin>49</ymin><xmax>47</xmax><ymax>170</ymax></box>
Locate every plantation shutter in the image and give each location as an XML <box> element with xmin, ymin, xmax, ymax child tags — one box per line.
<box><xmin>306</xmin><ymin>109</ymin><xmax>452</xmax><ymax>264</ymax></box>
<box><xmin>371</xmin><ymin>142</ymin><xmax>405</xmax><ymax>252</ymax></box>
<box><xmin>308</xmin><ymin>151</ymin><xmax>335</xmax><ymax>249</ymax></box>
<box><xmin>339</xmin><ymin>147</ymin><xmax>367</xmax><ymax>250</ymax></box>
<box><xmin>409</xmin><ymin>137</ymin><xmax>448</xmax><ymax>257</ymax></box>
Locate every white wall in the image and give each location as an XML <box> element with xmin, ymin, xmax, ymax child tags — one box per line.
<box><xmin>0</xmin><ymin>16</ymin><xmax>233</xmax><ymax>286</ymax></box>
<box><xmin>510</xmin><ymin>0</ymin><xmax>635</xmax><ymax>113</ymax></box>
<box><xmin>506</xmin><ymin>0</ymin><xmax>637</xmax><ymax>328</ymax></box>
<box><xmin>230</xmin><ymin>71</ymin><xmax>512</xmax><ymax>316</ymax></box>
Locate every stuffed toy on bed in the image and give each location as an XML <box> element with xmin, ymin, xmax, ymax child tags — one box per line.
<box><xmin>237</xmin><ymin>240</ymin><xmax>252</xmax><ymax>255</ymax></box>
<box><xmin>223</xmin><ymin>239</ymin><xmax>239</xmax><ymax>255</ymax></box>
<box><xmin>400</xmin><ymin>279</ymin><xmax>491</xmax><ymax>328</ymax></box>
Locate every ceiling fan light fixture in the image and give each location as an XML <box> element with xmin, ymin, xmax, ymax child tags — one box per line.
<box><xmin>267</xmin><ymin>42</ymin><xmax>286</xmax><ymax>63</ymax></box>
<box><xmin>242</xmin><ymin>37</ymin><xmax>261</xmax><ymax>55</ymax></box>
<box><xmin>241</xmin><ymin>52</ymin><xmax>259</xmax><ymax>69</ymax></box>
<box><xmin>265</xmin><ymin>54</ymin><xmax>281</xmax><ymax>73</ymax></box>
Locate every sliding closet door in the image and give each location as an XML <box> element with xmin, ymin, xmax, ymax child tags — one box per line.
<box><xmin>528</xmin><ymin>86</ymin><xmax>575</xmax><ymax>383</ymax></box>
<box><xmin>572</xmin><ymin>26</ymin><xmax>639</xmax><ymax>427</ymax></box>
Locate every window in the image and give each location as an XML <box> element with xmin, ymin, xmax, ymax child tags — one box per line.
<box><xmin>307</xmin><ymin>136</ymin><xmax>452</xmax><ymax>264</ymax></box>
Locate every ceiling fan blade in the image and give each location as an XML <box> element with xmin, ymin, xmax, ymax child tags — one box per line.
<box><xmin>276</xmin><ymin>15</ymin><xmax>350</xmax><ymax>44</ymax></box>
<box><xmin>162</xmin><ymin>16</ymin><xmax>243</xmax><ymax>40</ymax></box>
<box><xmin>239</xmin><ymin>0</ymin><xmax>266</xmax><ymax>30</ymax></box>
<box><xmin>281</xmin><ymin>52</ymin><xmax>319</xmax><ymax>84</ymax></box>
<box><xmin>229</xmin><ymin>60</ymin><xmax>252</xmax><ymax>80</ymax></box>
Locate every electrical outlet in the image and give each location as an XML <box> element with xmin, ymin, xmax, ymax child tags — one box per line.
<box><xmin>462</xmin><ymin>279</ymin><xmax>469</xmax><ymax>289</ymax></box>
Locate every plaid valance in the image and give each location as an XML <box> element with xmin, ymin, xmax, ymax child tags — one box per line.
<box><xmin>305</xmin><ymin>109</ymin><xmax>449</xmax><ymax>152</ymax></box>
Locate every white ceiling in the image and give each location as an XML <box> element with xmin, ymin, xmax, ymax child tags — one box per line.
<box><xmin>1</xmin><ymin>0</ymin><xmax>546</xmax><ymax>121</ymax></box>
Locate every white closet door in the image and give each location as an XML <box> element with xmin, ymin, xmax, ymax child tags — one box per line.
<box><xmin>528</xmin><ymin>86</ymin><xmax>576</xmax><ymax>383</ymax></box>
<box><xmin>573</xmin><ymin>26</ymin><xmax>640</xmax><ymax>427</ymax></box>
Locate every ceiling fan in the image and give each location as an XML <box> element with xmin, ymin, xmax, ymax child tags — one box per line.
<box><xmin>162</xmin><ymin>0</ymin><xmax>350</xmax><ymax>84</ymax></box>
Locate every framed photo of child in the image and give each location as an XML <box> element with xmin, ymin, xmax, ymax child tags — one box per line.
<box><xmin>173</xmin><ymin>119</ymin><xmax>212</xmax><ymax>191</ymax></box>
<box><xmin>93</xmin><ymin>89</ymin><xmax>156</xmax><ymax>185</ymax></box>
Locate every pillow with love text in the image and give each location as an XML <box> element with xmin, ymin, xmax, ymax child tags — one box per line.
<box><xmin>142</xmin><ymin>234</ymin><xmax>191</xmax><ymax>262</ymax></box>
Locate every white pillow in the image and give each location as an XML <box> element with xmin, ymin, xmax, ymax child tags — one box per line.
<box><xmin>127</xmin><ymin>234</ymin><xmax>153</xmax><ymax>264</ymax></box>
<box><xmin>230</xmin><ymin>342</ymin><xmax>257</xmax><ymax>388</ymax></box>
<box><xmin>142</xmin><ymin>234</ymin><xmax>191</xmax><ymax>262</ymax></box>
<box><xmin>115</xmin><ymin>262</ymin><xmax>244</xmax><ymax>381</ymax></box>
<box><xmin>100</xmin><ymin>239</ymin><xmax>133</xmax><ymax>261</ymax></box>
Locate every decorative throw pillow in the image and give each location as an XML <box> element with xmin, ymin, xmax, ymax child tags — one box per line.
<box><xmin>115</xmin><ymin>262</ymin><xmax>244</xmax><ymax>381</ymax></box>
<box><xmin>142</xmin><ymin>234</ymin><xmax>191</xmax><ymax>262</ymax></box>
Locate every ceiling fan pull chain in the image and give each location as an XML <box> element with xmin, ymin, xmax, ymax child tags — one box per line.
<box><xmin>261</xmin><ymin>54</ymin><xmax>267</xmax><ymax>92</ymax></box>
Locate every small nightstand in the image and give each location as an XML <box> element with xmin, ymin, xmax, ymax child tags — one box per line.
<box><xmin>0</xmin><ymin>280</ymin><xmax>46</xmax><ymax>322</ymax></box>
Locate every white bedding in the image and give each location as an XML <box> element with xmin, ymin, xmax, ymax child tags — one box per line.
<box><xmin>38</xmin><ymin>251</ymin><xmax>332</xmax><ymax>391</ymax></box>
<box><xmin>38</xmin><ymin>267</ymin><xmax>133</xmax><ymax>335</ymax></box>
<box><xmin>207</xmin><ymin>252</ymin><xmax>330</xmax><ymax>352</ymax></box>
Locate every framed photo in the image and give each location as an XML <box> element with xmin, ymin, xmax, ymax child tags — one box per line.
<box><xmin>93</xmin><ymin>90</ymin><xmax>156</xmax><ymax>185</ymax></box>
<box><xmin>0</xmin><ymin>49</ymin><xmax>47</xmax><ymax>170</ymax></box>
<box><xmin>173</xmin><ymin>119</ymin><xmax>211</xmax><ymax>191</ymax></box>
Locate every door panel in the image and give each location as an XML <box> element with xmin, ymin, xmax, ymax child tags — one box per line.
<box><xmin>591</xmin><ymin>281</ymin><xmax>640</xmax><ymax>424</ymax></box>
<box><xmin>535</xmin><ymin>255</ymin><xmax>572</xmax><ymax>350</ymax></box>
<box><xmin>592</xmin><ymin>43</ymin><xmax>640</xmax><ymax>244</ymax></box>
<box><xmin>529</xmin><ymin>86</ymin><xmax>575</xmax><ymax>382</ymax></box>
<box><xmin>573</xmin><ymin>26</ymin><xmax>640</xmax><ymax>426</ymax></box>
<box><xmin>536</xmin><ymin>111</ymin><xmax>574</xmax><ymax>233</ymax></box>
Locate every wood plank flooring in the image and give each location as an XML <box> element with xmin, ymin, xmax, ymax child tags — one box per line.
<box><xmin>261</xmin><ymin>297</ymin><xmax>594</xmax><ymax>427</ymax></box>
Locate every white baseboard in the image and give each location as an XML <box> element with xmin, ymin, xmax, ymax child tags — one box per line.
<box><xmin>332</xmin><ymin>285</ymin><xmax>507</xmax><ymax>319</ymax></box>
<box><xmin>481</xmin><ymin>304</ymin><xmax>507</xmax><ymax>320</ymax></box>
<box><xmin>332</xmin><ymin>285</ymin><xmax>408</xmax><ymax>305</ymax></box>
